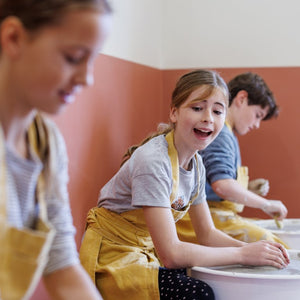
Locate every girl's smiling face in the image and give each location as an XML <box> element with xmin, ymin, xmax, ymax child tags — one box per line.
<box><xmin>170</xmin><ymin>85</ymin><xmax>227</xmax><ymax>158</ymax></box>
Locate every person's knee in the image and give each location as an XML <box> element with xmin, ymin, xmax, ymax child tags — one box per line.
<box><xmin>195</xmin><ymin>281</ymin><xmax>215</xmax><ymax>300</ymax></box>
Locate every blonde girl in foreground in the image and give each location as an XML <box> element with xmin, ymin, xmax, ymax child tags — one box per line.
<box><xmin>0</xmin><ymin>0</ymin><xmax>112</xmax><ymax>299</ymax></box>
<box><xmin>80</xmin><ymin>70</ymin><xmax>289</xmax><ymax>300</ymax></box>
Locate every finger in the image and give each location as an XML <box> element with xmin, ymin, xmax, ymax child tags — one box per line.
<box><xmin>268</xmin><ymin>242</ymin><xmax>290</xmax><ymax>264</ymax></box>
<box><xmin>265</xmin><ymin>256</ymin><xmax>287</xmax><ymax>269</ymax></box>
<box><xmin>278</xmin><ymin>207</ymin><xmax>287</xmax><ymax>219</ymax></box>
<box><xmin>260</xmin><ymin>189</ymin><xmax>268</xmax><ymax>196</ymax></box>
<box><xmin>265</xmin><ymin>248</ymin><xmax>288</xmax><ymax>268</ymax></box>
<box><xmin>278</xmin><ymin>244</ymin><xmax>290</xmax><ymax>263</ymax></box>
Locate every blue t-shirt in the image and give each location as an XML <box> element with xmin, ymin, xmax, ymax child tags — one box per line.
<box><xmin>200</xmin><ymin>125</ymin><xmax>241</xmax><ymax>201</ymax></box>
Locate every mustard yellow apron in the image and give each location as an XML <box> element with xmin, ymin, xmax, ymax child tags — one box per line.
<box><xmin>176</xmin><ymin>162</ymin><xmax>289</xmax><ymax>247</ymax></box>
<box><xmin>79</xmin><ymin>130</ymin><xmax>200</xmax><ymax>300</ymax></box>
<box><xmin>208</xmin><ymin>166</ymin><xmax>288</xmax><ymax>247</ymax></box>
<box><xmin>0</xmin><ymin>117</ymin><xmax>55</xmax><ymax>300</ymax></box>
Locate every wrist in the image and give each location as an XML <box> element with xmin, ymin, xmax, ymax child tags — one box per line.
<box><xmin>261</xmin><ymin>201</ymin><xmax>270</xmax><ymax>212</ymax></box>
<box><xmin>236</xmin><ymin>246</ymin><xmax>245</xmax><ymax>265</ymax></box>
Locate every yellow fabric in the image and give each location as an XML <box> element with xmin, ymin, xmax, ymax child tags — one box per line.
<box><xmin>209</xmin><ymin>166</ymin><xmax>248</xmax><ymax>215</ymax></box>
<box><xmin>209</xmin><ymin>211</ymin><xmax>289</xmax><ymax>246</ymax></box>
<box><xmin>208</xmin><ymin>166</ymin><xmax>289</xmax><ymax>247</ymax></box>
<box><xmin>176</xmin><ymin>212</ymin><xmax>198</xmax><ymax>244</ymax></box>
<box><xmin>80</xmin><ymin>208</ymin><xmax>160</xmax><ymax>300</ymax></box>
<box><xmin>80</xmin><ymin>130</ymin><xmax>200</xmax><ymax>299</ymax></box>
<box><xmin>165</xmin><ymin>131</ymin><xmax>200</xmax><ymax>222</ymax></box>
<box><xmin>176</xmin><ymin>164</ymin><xmax>289</xmax><ymax>247</ymax></box>
<box><xmin>0</xmin><ymin>118</ymin><xmax>55</xmax><ymax>300</ymax></box>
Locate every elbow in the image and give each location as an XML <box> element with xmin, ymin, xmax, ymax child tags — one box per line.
<box><xmin>161</xmin><ymin>257</ymin><xmax>179</xmax><ymax>269</ymax></box>
<box><xmin>158</xmin><ymin>247</ymin><xmax>182</xmax><ymax>269</ymax></box>
<box><xmin>212</xmin><ymin>179</ymin><xmax>233</xmax><ymax>199</ymax></box>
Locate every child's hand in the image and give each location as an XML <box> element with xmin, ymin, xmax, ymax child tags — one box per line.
<box><xmin>248</xmin><ymin>178</ymin><xmax>269</xmax><ymax>196</ymax></box>
<box><xmin>239</xmin><ymin>240</ymin><xmax>290</xmax><ymax>268</ymax></box>
<box><xmin>262</xmin><ymin>200</ymin><xmax>288</xmax><ymax>220</ymax></box>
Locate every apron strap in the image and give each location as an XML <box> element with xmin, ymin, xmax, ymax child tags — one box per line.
<box><xmin>0</xmin><ymin>125</ymin><xmax>7</xmax><ymax>219</ymax></box>
<box><xmin>165</xmin><ymin>130</ymin><xmax>200</xmax><ymax>210</ymax></box>
<box><xmin>0</xmin><ymin>114</ymin><xmax>49</xmax><ymax>222</ymax></box>
<box><xmin>28</xmin><ymin>114</ymin><xmax>49</xmax><ymax>221</ymax></box>
<box><xmin>165</xmin><ymin>131</ymin><xmax>179</xmax><ymax>203</ymax></box>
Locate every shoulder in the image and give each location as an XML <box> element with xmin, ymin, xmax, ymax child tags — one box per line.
<box><xmin>202</xmin><ymin>125</ymin><xmax>236</xmax><ymax>154</ymax></box>
<box><xmin>129</xmin><ymin>135</ymin><xmax>170</xmax><ymax>176</ymax></box>
<box><xmin>42</xmin><ymin>117</ymin><xmax>68</xmax><ymax>159</ymax></box>
<box><xmin>214</xmin><ymin>125</ymin><xmax>235</xmax><ymax>144</ymax></box>
<box><xmin>43</xmin><ymin>117</ymin><xmax>66</xmax><ymax>146</ymax></box>
<box><xmin>195</xmin><ymin>152</ymin><xmax>205</xmax><ymax>170</ymax></box>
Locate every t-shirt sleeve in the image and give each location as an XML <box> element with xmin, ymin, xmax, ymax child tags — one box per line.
<box><xmin>43</xmin><ymin>120</ymin><xmax>79</xmax><ymax>274</ymax></box>
<box><xmin>130</xmin><ymin>147</ymin><xmax>172</xmax><ymax>208</ymax></box>
<box><xmin>201</xmin><ymin>130</ymin><xmax>237</xmax><ymax>184</ymax></box>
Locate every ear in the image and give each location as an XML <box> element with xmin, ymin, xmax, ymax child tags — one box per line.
<box><xmin>234</xmin><ymin>90</ymin><xmax>248</xmax><ymax>107</ymax></box>
<box><xmin>169</xmin><ymin>106</ymin><xmax>178</xmax><ymax>124</ymax></box>
<box><xmin>0</xmin><ymin>17</ymin><xmax>26</xmax><ymax>59</ymax></box>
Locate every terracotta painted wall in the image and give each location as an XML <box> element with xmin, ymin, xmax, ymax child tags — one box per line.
<box><xmin>31</xmin><ymin>58</ymin><xmax>300</xmax><ymax>299</ymax></box>
<box><xmin>30</xmin><ymin>54</ymin><xmax>164</xmax><ymax>300</ymax></box>
<box><xmin>53</xmin><ymin>55</ymin><xmax>164</xmax><ymax>244</ymax></box>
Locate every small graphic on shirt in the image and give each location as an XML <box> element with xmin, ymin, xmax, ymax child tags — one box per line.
<box><xmin>171</xmin><ymin>197</ymin><xmax>185</xmax><ymax>211</ymax></box>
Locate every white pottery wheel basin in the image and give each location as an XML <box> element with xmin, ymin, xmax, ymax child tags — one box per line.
<box><xmin>188</xmin><ymin>250</ymin><xmax>300</xmax><ymax>300</ymax></box>
<box><xmin>253</xmin><ymin>218</ymin><xmax>300</xmax><ymax>249</ymax></box>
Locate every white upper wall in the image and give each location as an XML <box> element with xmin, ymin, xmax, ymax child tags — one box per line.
<box><xmin>102</xmin><ymin>0</ymin><xmax>163</xmax><ymax>68</ymax></box>
<box><xmin>102</xmin><ymin>0</ymin><xmax>300</xmax><ymax>69</ymax></box>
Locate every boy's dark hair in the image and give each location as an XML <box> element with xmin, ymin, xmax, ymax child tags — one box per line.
<box><xmin>227</xmin><ymin>72</ymin><xmax>279</xmax><ymax>120</ymax></box>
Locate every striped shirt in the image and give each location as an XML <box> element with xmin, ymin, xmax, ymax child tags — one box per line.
<box><xmin>5</xmin><ymin>119</ymin><xmax>79</xmax><ymax>274</ymax></box>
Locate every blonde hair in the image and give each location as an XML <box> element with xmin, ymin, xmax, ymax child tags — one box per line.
<box><xmin>121</xmin><ymin>69</ymin><xmax>229</xmax><ymax>166</ymax></box>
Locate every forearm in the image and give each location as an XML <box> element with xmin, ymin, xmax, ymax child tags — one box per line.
<box><xmin>174</xmin><ymin>241</ymin><xmax>243</xmax><ymax>268</ymax></box>
<box><xmin>203</xmin><ymin>226</ymin><xmax>245</xmax><ymax>247</ymax></box>
<box><xmin>188</xmin><ymin>204</ymin><xmax>245</xmax><ymax>247</ymax></box>
<box><xmin>43</xmin><ymin>264</ymin><xmax>102</xmax><ymax>300</ymax></box>
<box><xmin>212</xmin><ymin>178</ymin><xmax>268</xmax><ymax>210</ymax></box>
<box><xmin>169</xmin><ymin>237</ymin><xmax>288</xmax><ymax>269</ymax></box>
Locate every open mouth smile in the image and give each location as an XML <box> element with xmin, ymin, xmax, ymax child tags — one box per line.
<box><xmin>194</xmin><ymin>128</ymin><xmax>212</xmax><ymax>137</ymax></box>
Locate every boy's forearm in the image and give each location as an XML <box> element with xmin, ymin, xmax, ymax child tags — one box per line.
<box><xmin>211</xmin><ymin>178</ymin><xmax>267</xmax><ymax>209</ymax></box>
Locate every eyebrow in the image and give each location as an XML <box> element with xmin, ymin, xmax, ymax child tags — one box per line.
<box><xmin>215</xmin><ymin>102</ymin><xmax>226</xmax><ymax>108</ymax></box>
<box><xmin>189</xmin><ymin>99</ymin><xmax>225</xmax><ymax>109</ymax></box>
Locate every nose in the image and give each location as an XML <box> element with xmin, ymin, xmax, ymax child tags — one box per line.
<box><xmin>202</xmin><ymin>109</ymin><xmax>213</xmax><ymax>123</ymax></box>
<box><xmin>254</xmin><ymin>119</ymin><xmax>261</xmax><ymax>129</ymax></box>
<box><xmin>74</xmin><ymin>63</ymin><xmax>94</xmax><ymax>87</ymax></box>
